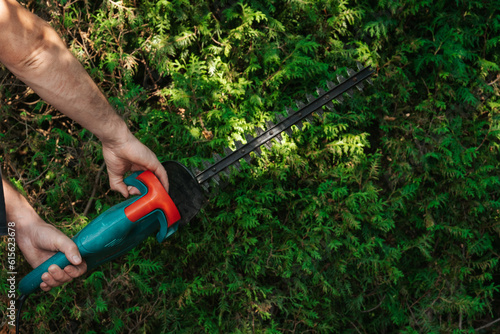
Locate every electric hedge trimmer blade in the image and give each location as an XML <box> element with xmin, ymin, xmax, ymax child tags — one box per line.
<box><xmin>196</xmin><ymin>65</ymin><xmax>375</xmax><ymax>189</ymax></box>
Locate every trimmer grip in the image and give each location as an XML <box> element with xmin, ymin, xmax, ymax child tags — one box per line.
<box><xmin>18</xmin><ymin>252</ymin><xmax>71</xmax><ymax>296</ymax></box>
<box><xmin>124</xmin><ymin>171</ymin><xmax>181</xmax><ymax>242</ymax></box>
<box><xmin>18</xmin><ymin>197</ymin><xmax>136</xmax><ymax>296</ymax></box>
<box><xmin>18</xmin><ymin>169</ymin><xmax>183</xmax><ymax>296</ymax></box>
<box><xmin>18</xmin><ymin>162</ymin><xmax>201</xmax><ymax>297</ymax></box>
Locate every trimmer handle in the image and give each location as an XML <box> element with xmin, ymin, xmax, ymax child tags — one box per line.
<box><xmin>124</xmin><ymin>170</ymin><xmax>181</xmax><ymax>242</ymax></box>
<box><xmin>19</xmin><ymin>170</ymin><xmax>180</xmax><ymax>296</ymax></box>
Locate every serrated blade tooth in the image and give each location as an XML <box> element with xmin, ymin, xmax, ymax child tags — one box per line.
<box><xmin>275</xmin><ymin>133</ymin><xmax>282</xmax><ymax>142</ymax></box>
<box><xmin>264</xmin><ymin>140</ymin><xmax>273</xmax><ymax>149</ymax></box>
<box><xmin>212</xmin><ymin>153</ymin><xmax>222</xmax><ymax>162</ymax></box>
<box><xmin>346</xmin><ymin>67</ymin><xmax>365</xmax><ymax>91</ymax></box>
<box><xmin>296</xmin><ymin>100</ymin><xmax>306</xmax><ymax>109</ymax></box>
<box><xmin>245</xmin><ymin>133</ymin><xmax>254</xmax><ymax>144</ymax></box>
<box><xmin>201</xmin><ymin>182</ymin><xmax>210</xmax><ymax>192</ymax></box>
<box><xmin>224</xmin><ymin>147</ymin><xmax>233</xmax><ymax>156</ymax></box>
<box><xmin>336</xmin><ymin>95</ymin><xmax>344</xmax><ymax>104</ymax></box>
<box><xmin>347</xmin><ymin>70</ymin><xmax>356</xmax><ymax>95</ymax></box>
<box><xmin>232</xmin><ymin>160</ymin><xmax>241</xmax><ymax>171</ymax></box>
<box><xmin>325</xmin><ymin>101</ymin><xmax>334</xmax><ymax>111</ymax></box>
<box><xmin>253</xmin><ymin>146</ymin><xmax>262</xmax><ymax>155</ymax></box>
<box><xmin>276</xmin><ymin>108</ymin><xmax>293</xmax><ymax>137</ymax></box>
<box><xmin>285</xmin><ymin>106</ymin><xmax>295</xmax><ymax>116</ymax></box>
<box><xmin>327</xmin><ymin>81</ymin><xmax>336</xmax><ymax>90</ymax></box>
<box><xmin>235</xmin><ymin>140</ymin><xmax>244</xmax><ymax>149</ymax></box>
<box><xmin>295</xmin><ymin>120</ymin><xmax>304</xmax><ymax>130</ymax></box>
<box><xmin>192</xmin><ymin>168</ymin><xmax>201</xmax><ymax>177</ymax></box>
<box><xmin>218</xmin><ymin>169</ymin><xmax>229</xmax><ymax>179</ymax></box>
<box><xmin>305</xmin><ymin>115</ymin><xmax>314</xmax><ymax>123</ymax></box>
<box><xmin>356</xmin><ymin>62</ymin><xmax>364</xmax><ymax>70</ymax></box>
<box><xmin>222</xmin><ymin>164</ymin><xmax>231</xmax><ymax>175</ymax></box>
<box><xmin>275</xmin><ymin>114</ymin><xmax>292</xmax><ymax>136</ymax></box>
<box><xmin>366</xmin><ymin>77</ymin><xmax>373</xmax><ymax>85</ymax></box>
<box><xmin>306</xmin><ymin>94</ymin><xmax>315</xmax><ymax>103</ymax></box>
<box><xmin>315</xmin><ymin>109</ymin><xmax>324</xmax><ymax>119</ymax></box>
<box><xmin>266</xmin><ymin>120</ymin><xmax>275</xmax><ymax>130</ymax></box>
<box><xmin>202</xmin><ymin>160</ymin><xmax>211</xmax><ymax>170</ymax></box>
<box><xmin>255</xmin><ymin>127</ymin><xmax>264</xmax><ymax>136</ymax></box>
<box><xmin>316</xmin><ymin>87</ymin><xmax>326</xmax><ymax>96</ymax></box>
<box><xmin>337</xmin><ymin>74</ymin><xmax>347</xmax><ymax>84</ymax></box>
<box><xmin>212</xmin><ymin>174</ymin><xmax>220</xmax><ymax>184</ymax></box>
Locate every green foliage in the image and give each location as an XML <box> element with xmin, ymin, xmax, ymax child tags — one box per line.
<box><xmin>0</xmin><ymin>0</ymin><xmax>499</xmax><ymax>333</ymax></box>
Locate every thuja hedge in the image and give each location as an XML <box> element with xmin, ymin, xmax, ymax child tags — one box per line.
<box><xmin>1</xmin><ymin>0</ymin><xmax>499</xmax><ymax>332</ymax></box>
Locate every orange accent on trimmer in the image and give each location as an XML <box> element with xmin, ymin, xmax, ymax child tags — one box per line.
<box><xmin>124</xmin><ymin>171</ymin><xmax>181</xmax><ymax>226</ymax></box>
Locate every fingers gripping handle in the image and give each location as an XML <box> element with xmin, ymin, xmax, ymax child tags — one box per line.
<box><xmin>19</xmin><ymin>171</ymin><xmax>181</xmax><ymax>296</ymax></box>
<box><xmin>18</xmin><ymin>252</ymin><xmax>71</xmax><ymax>295</ymax></box>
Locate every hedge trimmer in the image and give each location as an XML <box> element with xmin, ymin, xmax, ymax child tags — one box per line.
<box><xmin>15</xmin><ymin>64</ymin><xmax>374</xmax><ymax>332</ymax></box>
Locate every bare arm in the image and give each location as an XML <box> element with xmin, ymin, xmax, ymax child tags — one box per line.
<box><xmin>0</xmin><ymin>0</ymin><xmax>123</xmax><ymax>143</ymax></box>
<box><xmin>0</xmin><ymin>0</ymin><xmax>168</xmax><ymax>195</ymax></box>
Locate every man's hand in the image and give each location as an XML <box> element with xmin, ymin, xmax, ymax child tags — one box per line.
<box><xmin>4</xmin><ymin>180</ymin><xmax>87</xmax><ymax>292</ymax></box>
<box><xmin>102</xmin><ymin>130</ymin><xmax>169</xmax><ymax>197</ymax></box>
<box><xmin>15</xmin><ymin>216</ymin><xmax>87</xmax><ymax>292</ymax></box>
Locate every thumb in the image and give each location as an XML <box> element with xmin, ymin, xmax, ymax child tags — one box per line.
<box><xmin>108</xmin><ymin>172</ymin><xmax>130</xmax><ymax>198</ymax></box>
<box><xmin>57</xmin><ymin>238</ymin><xmax>83</xmax><ymax>266</ymax></box>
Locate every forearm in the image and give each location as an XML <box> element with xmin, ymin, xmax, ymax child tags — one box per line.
<box><xmin>11</xmin><ymin>35</ymin><xmax>129</xmax><ymax>143</ymax></box>
<box><xmin>3</xmin><ymin>176</ymin><xmax>43</xmax><ymax>250</ymax></box>
<box><xmin>0</xmin><ymin>0</ymin><xmax>129</xmax><ymax>144</ymax></box>
<box><xmin>2</xmin><ymin>177</ymin><xmax>40</xmax><ymax>231</ymax></box>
